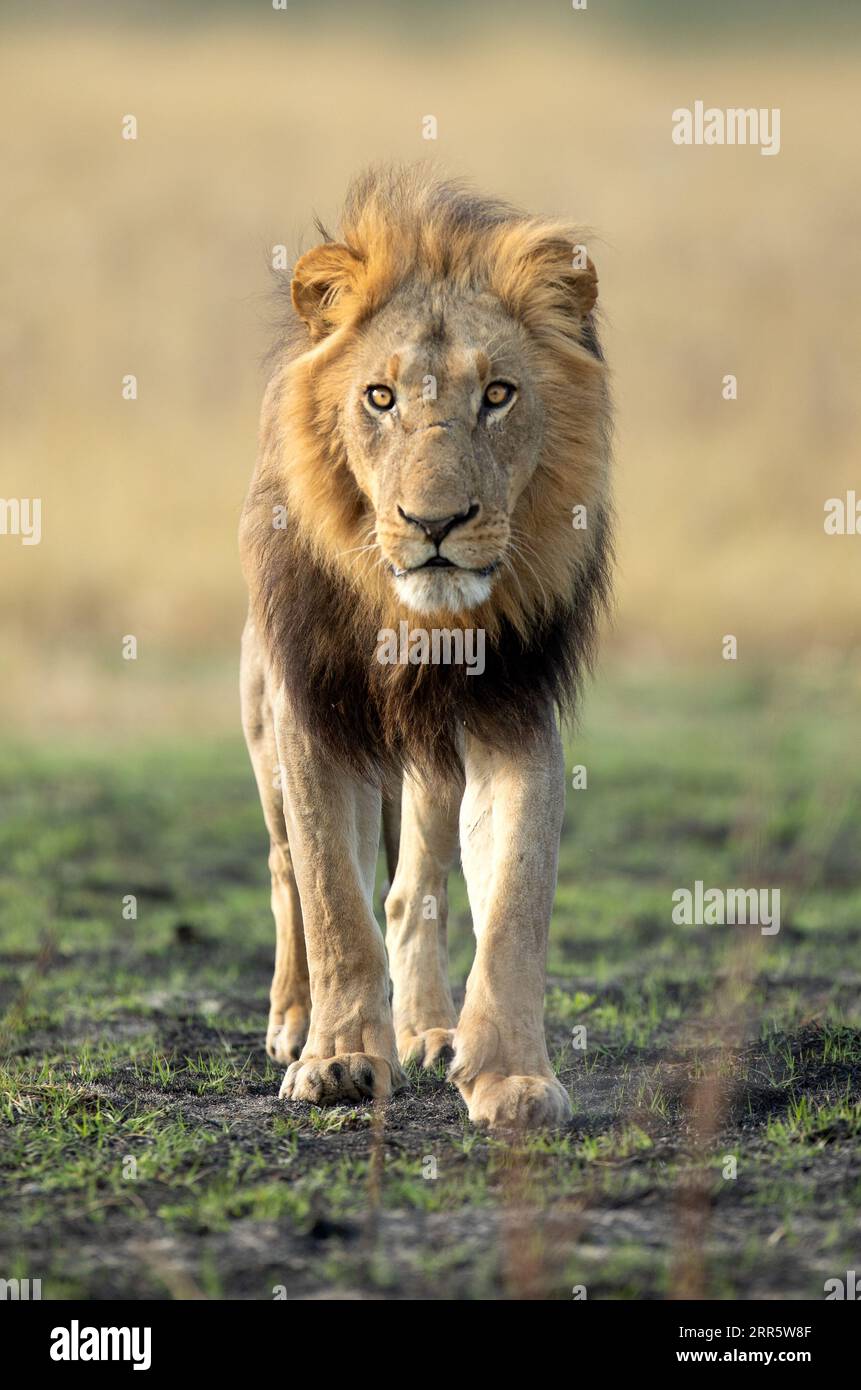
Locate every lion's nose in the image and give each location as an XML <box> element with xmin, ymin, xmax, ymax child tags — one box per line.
<box><xmin>397</xmin><ymin>502</ymin><xmax>479</xmax><ymax>546</ymax></box>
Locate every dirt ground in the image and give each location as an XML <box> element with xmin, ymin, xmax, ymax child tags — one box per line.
<box><xmin>2</xmin><ymin>669</ymin><xmax>860</xmax><ymax>1299</ymax></box>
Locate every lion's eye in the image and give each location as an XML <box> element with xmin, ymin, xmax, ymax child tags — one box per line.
<box><xmin>483</xmin><ymin>381</ymin><xmax>515</xmax><ymax>409</ymax></box>
<box><xmin>366</xmin><ymin>384</ymin><xmax>395</xmax><ymax>411</ymax></box>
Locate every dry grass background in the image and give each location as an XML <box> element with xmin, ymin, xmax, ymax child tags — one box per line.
<box><xmin>2</xmin><ymin>11</ymin><xmax>860</xmax><ymax>732</ymax></box>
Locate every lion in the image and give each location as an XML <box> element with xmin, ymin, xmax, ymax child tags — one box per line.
<box><xmin>239</xmin><ymin>166</ymin><xmax>612</xmax><ymax>1129</ymax></box>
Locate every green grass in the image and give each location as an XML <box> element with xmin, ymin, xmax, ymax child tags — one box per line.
<box><xmin>1</xmin><ymin>664</ymin><xmax>860</xmax><ymax>1299</ymax></box>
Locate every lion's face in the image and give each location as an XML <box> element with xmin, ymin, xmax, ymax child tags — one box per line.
<box><xmin>340</xmin><ymin>287</ymin><xmax>541</xmax><ymax>615</ymax></box>
<box><xmin>270</xmin><ymin>173</ymin><xmax>609</xmax><ymax>647</ymax></box>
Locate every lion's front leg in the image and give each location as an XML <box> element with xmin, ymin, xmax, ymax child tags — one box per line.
<box><xmin>385</xmin><ymin>771</ymin><xmax>462</xmax><ymax>1070</ymax></box>
<box><xmin>450</xmin><ymin>713</ymin><xmax>571</xmax><ymax>1130</ymax></box>
<box><xmin>240</xmin><ymin>621</ymin><xmax>310</xmax><ymax>1065</ymax></box>
<box><xmin>273</xmin><ymin>692</ymin><xmax>406</xmax><ymax>1104</ymax></box>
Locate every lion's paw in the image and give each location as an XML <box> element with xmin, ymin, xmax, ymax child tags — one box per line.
<box><xmin>266</xmin><ymin>1005</ymin><xmax>310</xmax><ymax>1064</ymax></box>
<box><xmin>279</xmin><ymin>1052</ymin><xmax>403</xmax><ymax>1104</ymax></box>
<box><xmin>460</xmin><ymin>1072</ymin><xmax>572</xmax><ymax>1131</ymax></box>
<box><xmin>398</xmin><ymin>1027</ymin><xmax>455</xmax><ymax>1070</ymax></box>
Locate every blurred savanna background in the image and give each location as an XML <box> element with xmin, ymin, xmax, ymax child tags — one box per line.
<box><xmin>2</xmin><ymin>0</ymin><xmax>860</xmax><ymax>730</ymax></box>
<box><xmin>1</xmin><ymin>0</ymin><xmax>860</xmax><ymax>1301</ymax></box>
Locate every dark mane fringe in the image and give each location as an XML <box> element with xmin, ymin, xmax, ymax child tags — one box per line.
<box><xmin>251</xmin><ymin>498</ymin><xmax>613</xmax><ymax>787</ymax></box>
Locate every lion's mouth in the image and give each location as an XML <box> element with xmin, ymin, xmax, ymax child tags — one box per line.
<box><xmin>390</xmin><ymin>559</ymin><xmax>499</xmax><ymax>579</ymax></box>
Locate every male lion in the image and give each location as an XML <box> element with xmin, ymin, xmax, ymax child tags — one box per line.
<box><xmin>239</xmin><ymin>167</ymin><xmax>612</xmax><ymax>1130</ymax></box>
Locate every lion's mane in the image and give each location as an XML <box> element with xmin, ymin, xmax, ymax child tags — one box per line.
<box><xmin>241</xmin><ymin>167</ymin><xmax>613</xmax><ymax>782</ymax></box>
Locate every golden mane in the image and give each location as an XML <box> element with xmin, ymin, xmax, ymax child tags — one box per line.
<box><xmin>241</xmin><ymin>166</ymin><xmax>613</xmax><ymax>779</ymax></box>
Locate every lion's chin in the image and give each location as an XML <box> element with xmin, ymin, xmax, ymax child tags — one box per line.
<box><xmin>393</xmin><ymin>567</ymin><xmax>494</xmax><ymax>616</ymax></box>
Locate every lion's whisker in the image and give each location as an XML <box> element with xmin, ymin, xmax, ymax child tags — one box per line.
<box><xmin>337</xmin><ymin>542</ymin><xmax>379</xmax><ymax>559</ymax></box>
<box><xmin>507</xmin><ymin>540</ymin><xmax>549</xmax><ymax>611</ymax></box>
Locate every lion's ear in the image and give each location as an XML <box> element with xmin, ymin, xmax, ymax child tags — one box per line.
<box><xmin>495</xmin><ymin>230</ymin><xmax>598</xmax><ymax>329</ymax></box>
<box><xmin>533</xmin><ymin>237</ymin><xmax>598</xmax><ymax>318</ymax></box>
<box><xmin>290</xmin><ymin>242</ymin><xmax>362</xmax><ymax>340</ymax></box>
<box><xmin>566</xmin><ymin>255</ymin><xmax>598</xmax><ymax>316</ymax></box>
